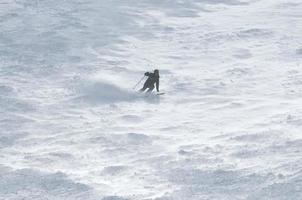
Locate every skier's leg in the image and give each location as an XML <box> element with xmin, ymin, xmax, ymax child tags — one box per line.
<box><xmin>139</xmin><ymin>87</ymin><xmax>146</xmax><ymax>92</ymax></box>
<box><xmin>146</xmin><ymin>85</ymin><xmax>154</xmax><ymax>93</ymax></box>
<box><xmin>139</xmin><ymin>82</ymin><xmax>148</xmax><ymax>92</ymax></box>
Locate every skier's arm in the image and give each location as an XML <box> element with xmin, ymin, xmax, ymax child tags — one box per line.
<box><xmin>144</xmin><ymin>72</ymin><xmax>150</xmax><ymax>76</ymax></box>
<box><xmin>156</xmin><ymin>78</ymin><xmax>159</xmax><ymax>92</ymax></box>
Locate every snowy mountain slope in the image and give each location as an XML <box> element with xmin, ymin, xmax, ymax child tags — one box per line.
<box><xmin>1</xmin><ymin>0</ymin><xmax>302</xmax><ymax>199</ymax></box>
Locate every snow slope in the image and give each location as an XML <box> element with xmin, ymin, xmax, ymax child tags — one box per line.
<box><xmin>1</xmin><ymin>0</ymin><xmax>302</xmax><ymax>199</ymax></box>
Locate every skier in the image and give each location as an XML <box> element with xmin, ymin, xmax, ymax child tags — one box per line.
<box><xmin>140</xmin><ymin>69</ymin><xmax>160</xmax><ymax>93</ymax></box>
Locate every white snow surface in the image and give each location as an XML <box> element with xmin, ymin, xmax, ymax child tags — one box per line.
<box><xmin>1</xmin><ymin>0</ymin><xmax>302</xmax><ymax>199</ymax></box>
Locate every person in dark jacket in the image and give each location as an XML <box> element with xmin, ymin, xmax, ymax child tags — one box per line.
<box><xmin>140</xmin><ymin>69</ymin><xmax>160</xmax><ymax>92</ymax></box>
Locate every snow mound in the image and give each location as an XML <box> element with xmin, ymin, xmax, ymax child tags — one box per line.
<box><xmin>91</xmin><ymin>133</ymin><xmax>152</xmax><ymax>147</ymax></box>
<box><xmin>75</xmin><ymin>80</ymin><xmax>138</xmax><ymax>104</ymax></box>
<box><xmin>102</xmin><ymin>196</ymin><xmax>128</xmax><ymax>200</ymax></box>
<box><xmin>0</xmin><ymin>166</ymin><xmax>98</xmax><ymax>200</ymax></box>
<box><xmin>101</xmin><ymin>165</ymin><xmax>129</xmax><ymax>176</ymax></box>
<box><xmin>247</xmin><ymin>171</ymin><xmax>302</xmax><ymax>200</ymax></box>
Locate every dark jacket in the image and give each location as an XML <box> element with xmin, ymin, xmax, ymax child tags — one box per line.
<box><xmin>145</xmin><ymin>72</ymin><xmax>160</xmax><ymax>92</ymax></box>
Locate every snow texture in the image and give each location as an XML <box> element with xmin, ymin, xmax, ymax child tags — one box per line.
<box><xmin>1</xmin><ymin>0</ymin><xmax>302</xmax><ymax>199</ymax></box>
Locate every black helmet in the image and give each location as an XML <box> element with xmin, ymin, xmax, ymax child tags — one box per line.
<box><xmin>154</xmin><ymin>69</ymin><xmax>159</xmax><ymax>74</ymax></box>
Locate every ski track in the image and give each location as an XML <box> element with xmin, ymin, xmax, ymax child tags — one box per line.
<box><xmin>1</xmin><ymin>0</ymin><xmax>302</xmax><ymax>199</ymax></box>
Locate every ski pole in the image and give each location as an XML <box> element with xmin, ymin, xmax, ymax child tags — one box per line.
<box><xmin>133</xmin><ymin>75</ymin><xmax>146</xmax><ymax>90</ymax></box>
